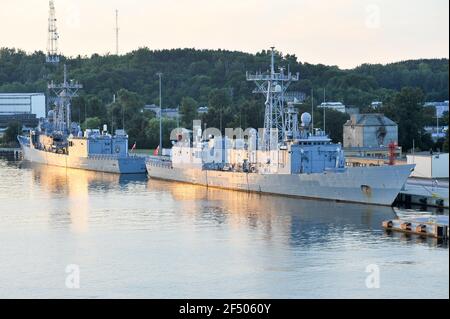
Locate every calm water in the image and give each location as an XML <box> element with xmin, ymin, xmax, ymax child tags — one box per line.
<box><xmin>0</xmin><ymin>158</ymin><xmax>448</xmax><ymax>299</ymax></box>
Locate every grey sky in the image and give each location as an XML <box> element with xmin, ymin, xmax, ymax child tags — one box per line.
<box><xmin>0</xmin><ymin>0</ymin><xmax>448</xmax><ymax>68</ymax></box>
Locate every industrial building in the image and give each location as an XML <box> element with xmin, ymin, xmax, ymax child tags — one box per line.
<box><xmin>0</xmin><ymin>93</ymin><xmax>45</xmax><ymax>136</ymax></box>
<box><xmin>343</xmin><ymin>113</ymin><xmax>398</xmax><ymax>148</ymax></box>
<box><xmin>0</xmin><ymin>93</ymin><xmax>46</xmax><ymax>118</ymax></box>
<box><xmin>407</xmin><ymin>152</ymin><xmax>449</xmax><ymax>179</ymax></box>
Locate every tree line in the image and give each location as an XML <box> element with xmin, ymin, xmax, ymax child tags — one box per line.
<box><xmin>0</xmin><ymin>47</ymin><xmax>448</xmax><ymax>151</ymax></box>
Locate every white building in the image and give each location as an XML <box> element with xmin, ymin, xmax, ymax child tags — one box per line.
<box><xmin>424</xmin><ymin>101</ymin><xmax>449</xmax><ymax>118</ymax></box>
<box><xmin>407</xmin><ymin>153</ymin><xmax>449</xmax><ymax>179</ymax></box>
<box><xmin>317</xmin><ymin>102</ymin><xmax>346</xmax><ymax>113</ymax></box>
<box><xmin>143</xmin><ymin>104</ymin><xmax>179</xmax><ymax>119</ymax></box>
<box><xmin>197</xmin><ymin>106</ymin><xmax>208</xmax><ymax>114</ymax></box>
<box><xmin>0</xmin><ymin>93</ymin><xmax>46</xmax><ymax>118</ymax></box>
<box><xmin>424</xmin><ymin>125</ymin><xmax>448</xmax><ymax>141</ymax></box>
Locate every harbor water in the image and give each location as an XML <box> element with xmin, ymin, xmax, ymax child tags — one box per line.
<box><xmin>0</xmin><ymin>158</ymin><xmax>448</xmax><ymax>298</ymax></box>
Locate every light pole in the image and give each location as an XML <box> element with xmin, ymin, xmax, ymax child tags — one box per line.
<box><xmin>157</xmin><ymin>72</ymin><xmax>163</xmax><ymax>156</ymax></box>
<box><xmin>323</xmin><ymin>87</ymin><xmax>326</xmax><ymax>134</ymax></box>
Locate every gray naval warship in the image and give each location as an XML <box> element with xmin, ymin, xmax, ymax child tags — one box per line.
<box><xmin>18</xmin><ymin>66</ymin><xmax>146</xmax><ymax>174</ymax></box>
<box><xmin>146</xmin><ymin>48</ymin><xmax>415</xmax><ymax>206</ymax></box>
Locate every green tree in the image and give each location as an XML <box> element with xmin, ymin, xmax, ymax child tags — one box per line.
<box><xmin>88</xmin><ymin>96</ymin><xmax>107</xmax><ymax>121</ymax></box>
<box><xmin>0</xmin><ymin>48</ymin><xmax>448</xmax><ymax>150</ymax></box>
<box><xmin>443</xmin><ymin>130</ymin><xmax>449</xmax><ymax>153</ymax></box>
<box><xmin>3</xmin><ymin>121</ymin><xmax>22</xmax><ymax>145</ymax></box>
<box><xmin>180</xmin><ymin>97</ymin><xmax>198</xmax><ymax>128</ymax></box>
<box><xmin>317</xmin><ymin>109</ymin><xmax>349</xmax><ymax>143</ymax></box>
<box><xmin>107</xmin><ymin>89</ymin><xmax>143</xmax><ymax>138</ymax></box>
<box><xmin>82</xmin><ymin>117</ymin><xmax>102</xmax><ymax>130</ymax></box>
<box><xmin>145</xmin><ymin>117</ymin><xmax>178</xmax><ymax>148</ymax></box>
<box><xmin>381</xmin><ymin>87</ymin><xmax>427</xmax><ymax>151</ymax></box>
<box><xmin>203</xmin><ymin>88</ymin><xmax>233</xmax><ymax>132</ymax></box>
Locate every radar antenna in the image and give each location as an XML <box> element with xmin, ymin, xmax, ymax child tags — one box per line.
<box><xmin>246</xmin><ymin>47</ymin><xmax>303</xmax><ymax>149</ymax></box>
<box><xmin>48</xmin><ymin>65</ymin><xmax>83</xmax><ymax>133</ymax></box>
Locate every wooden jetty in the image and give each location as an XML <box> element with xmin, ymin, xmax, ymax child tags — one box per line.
<box><xmin>383</xmin><ymin>210</ymin><xmax>449</xmax><ymax>239</ymax></box>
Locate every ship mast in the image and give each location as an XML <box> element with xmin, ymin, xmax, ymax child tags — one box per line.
<box><xmin>48</xmin><ymin>65</ymin><xmax>83</xmax><ymax>134</ymax></box>
<box><xmin>246</xmin><ymin>47</ymin><xmax>303</xmax><ymax>150</ymax></box>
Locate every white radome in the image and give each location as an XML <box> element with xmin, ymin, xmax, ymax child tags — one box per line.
<box><xmin>301</xmin><ymin>112</ymin><xmax>312</xmax><ymax>126</ymax></box>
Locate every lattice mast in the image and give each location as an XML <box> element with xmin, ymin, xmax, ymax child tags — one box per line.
<box><xmin>247</xmin><ymin>47</ymin><xmax>300</xmax><ymax>150</ymax></box>
<box><xmin>48</xmin><ymin>65</ymin><xmax>83</xmax><ymax>133</ymax></box>
<box><xmin>46</xmin><ymin>0</ymin><xmax>60</xmax><ymax>64</ymax></box>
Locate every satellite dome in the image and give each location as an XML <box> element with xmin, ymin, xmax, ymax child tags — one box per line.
<box><xmin>274</xmin><ymin>84</ymin><xmax>282</xmax><ymax>93</ymax></box>
<box><xmin>300</xmin><ymin>112</ymin><xmax>312</xmax><ymax>127</ymax></box>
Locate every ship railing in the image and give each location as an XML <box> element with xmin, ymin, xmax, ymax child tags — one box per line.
<box><xmin>146</xmin><ymin>160</ymin><xmax>173</xmax><ymax>169</ymax></box>
<box><xmin>145</xmin><ymin>156</ymin><xmax>173</xmax><ymax>169</ymax></box>
<box><xmin>87</xmin><ymin>154</ymin><xmax>143</xmax><ymax>161</ymax></box>
<box><xmin>246</xmin><ymin>72</ymin><xmax>299</xmax><ymax>82</ymax></box>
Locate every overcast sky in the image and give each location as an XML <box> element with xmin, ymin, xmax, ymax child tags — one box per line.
<box><xmin>0</xmin><ymin>0</ymin><xmax>448</xmax><ymax>68</ymax></box>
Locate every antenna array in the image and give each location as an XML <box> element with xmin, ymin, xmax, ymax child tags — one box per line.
<box><xmin>46</xmin><ymin>0</ymin><xmax>60</xmax><ymax>64</ymax></box>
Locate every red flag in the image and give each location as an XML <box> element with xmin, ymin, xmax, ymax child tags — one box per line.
<box><xmin>153</xmin><ymin>145</ymin><xmax>160</xmax><ymax>156</ymax></box>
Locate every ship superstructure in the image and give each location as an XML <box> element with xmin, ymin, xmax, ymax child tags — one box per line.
<box><xmin>148</xmin><ymin>48</ymin><xmax>414</xmax><ymax>205</ymax></box>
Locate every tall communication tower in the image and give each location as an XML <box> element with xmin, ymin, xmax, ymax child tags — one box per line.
<box><xmin>115</xmin><ymin>9</ymin><xmax>119</xmax><ymax>55</ymax></box>
<box><xmin>48</xmin><ymin>65</ymin><xmax>83</xmax><ymax>133</ymax></box>
<box><xmin>247</xmin><ymin>47</ymin><xmax>303</xmax><ymax>150</ymax></box>
<box><xmin>46</xmin><ymin>0</ymin><xmax>60</xmax><ymax>64</ymax></box>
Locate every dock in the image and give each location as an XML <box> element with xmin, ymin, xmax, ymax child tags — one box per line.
<box><xmin>0</xmin><ymin>148</ymin><xmax>22</xmax><ymax>160</ymax></box>
<box><xmin>383</xmin><ymin>213</ymin><xmax>449</xmax><ymax>239</ymax></box>
<box><xmin>397</xmin><ymin>179</ymin><xmax>449</xmax><ymax>208</ymax></box>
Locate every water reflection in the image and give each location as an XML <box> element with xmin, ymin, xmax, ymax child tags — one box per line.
<box><xmin>147</xmin><ymin>180</ymin><xmax>397</xmax><ymax>248</ymax></box>
<box><xmin>9</xmin><ymin>160</ymin><xmax>447</xmax><ymax>249</ymax></box>
<box><xmin>1</xmin><ymin>159</ymin><xmax>448</xmax><ymax>298</ymax></box>
<box><xmin>19</xmin><ymin>162</ymin><xmax>147</xmax><ymax>233</ymax></box>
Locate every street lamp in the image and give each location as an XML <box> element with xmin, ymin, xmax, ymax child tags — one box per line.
<box><xmin>156</xmin><ymin>72</ymin><xmax>163</xmax><ymax>156</ymax></box>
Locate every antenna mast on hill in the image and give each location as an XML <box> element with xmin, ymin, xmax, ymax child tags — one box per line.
<box><xmin>46</xmin><ymin>0</ymin><xmax>60</xmax><ymax>64</ymax></box>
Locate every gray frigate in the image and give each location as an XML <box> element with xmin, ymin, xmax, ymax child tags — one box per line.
<box><xmin>18</xmin><ymin>65</ymin><xmax>146</xmax><ymax>174</ymax></box>
<box><xmin>146</xmin><ymin>48</ymin><xmax>414</xmax><ymax>205</ymax></box>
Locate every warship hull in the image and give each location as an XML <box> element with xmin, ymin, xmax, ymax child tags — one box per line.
<box><xmin>20</xmin><ymin>142</ymin><xmax>146</xmax><ymax>174</ymax></box>
<box><xmin>146</xmin><ymin>161</ymin><xmax>414</xmax><ymax>206</ymax></box>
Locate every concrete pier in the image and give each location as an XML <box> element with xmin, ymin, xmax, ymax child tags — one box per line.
<box><xmin>397</xmin><ymin>179</ymin><xmax>449</xmax><ymax>208</ymax></box>
<box><xmin>0</xmin><ymin>148</ymin><xmax>22</xmax><ymax>160</ymax></box>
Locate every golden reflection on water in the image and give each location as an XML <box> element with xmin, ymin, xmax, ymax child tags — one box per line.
<box><xmin>147</xmin><ymin>179</ymin><xmax>396</xmax><ymax>233</ymax></box>
<box><xmin>29</xmin><ymin>164</ymin><xmax>121</xmax><ymax>233</ymax></box>
<box><xmin>22</xmin><ymin>161</ymin><xmax>397</xmax><ymax>237</ymax></box>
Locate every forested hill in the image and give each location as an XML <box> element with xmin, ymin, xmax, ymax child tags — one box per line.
<box><xmin>0</xmin><ymin>47</ymin><xmax>448</xmax><ymax>108</ymax></box>
<box><xmin>0</xmin><ymin>47</ymin><xmax>448</xmax><ymax>150</ymax></box>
